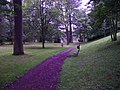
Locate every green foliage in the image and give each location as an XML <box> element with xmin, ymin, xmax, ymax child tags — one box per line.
<box><xmin>0</xmin><ymin>0</ymin><xmax>14</xmax><ymax>16</ymax></box>
<box><xmin>88</xmin><ymin>0</ymin><xmax>120</xmax><ymax>41</ymax></box>
<box><xmin>89</xmin><ymin>1</ymin><xmax>106</xmax><ymax>30</ymax></box>
<box><xmin>93</xmin><ymin>0</ymin><xmax>119</xmax><ymax>24</ymax></box>
<box><xmin>22</xmin><ymin>0</ymin><xmax>65</xmax><ymax>43</ymax></box>
<box><xmin>0</xmin><ymin>0</ymin><xmax>10</xmax><ymax>6</ymax></box>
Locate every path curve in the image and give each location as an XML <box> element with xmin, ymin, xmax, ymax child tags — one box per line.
<box><xmin>6</xmin><ymin>46</ymin><xmax>76</xmax><ymax>90</ymax></box>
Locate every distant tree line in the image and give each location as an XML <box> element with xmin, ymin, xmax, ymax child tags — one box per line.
<box><xmin>0</xmin><ymin>0</ymin><xmax>120</xmax><ymax>55</ymax></box>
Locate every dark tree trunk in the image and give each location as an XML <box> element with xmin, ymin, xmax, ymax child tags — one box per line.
<box><xmin>65</xmin><ymin>25</ymin><xmax>69</xmax><ymax>45</ymax></box>
<box><xmin>42</xmin><ymin>39</ymin><xmax>45</xmax><ymax>48</ymax></box>
<box><xmin>110</xmin><ymin>17</ymin><xmax>117</xmax><ymax>41</ymax></box>
<box><xmin>41</xmin><ymin>28</ymin><xmax>45</xmax><ymax>48</ymax></box>
<box><xmin>115</xmin><ymin>15</ymin><xmax>118</xmax><ymax>40</ymax></box>
<box><xmin>40</xmin><ymin>0</ymin><xmax>46</xmax><ymax>48</ymax></box>
<box><xmin>13</xmin><ymin>0</ymin><xmax>24</xmax><ymax>55</ymax></box>
<box><xmin>0</xmin><ymin>6</ymin><xmax>3</xmax><ymax>45</ymax></box>
<box><xmin>69</xmin><ymin>14</ymin><xmax>73</xmax><ymax>43</ymax></box>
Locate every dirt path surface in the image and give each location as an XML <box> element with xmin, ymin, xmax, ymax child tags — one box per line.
<box><xmin>6</xmin><ymin>46</ymin><xmax>76</xmax><ymax>90</ymax></box>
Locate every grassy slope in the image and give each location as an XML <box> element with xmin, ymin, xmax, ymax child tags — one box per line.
<box><xmin>0</xmin><ymin>43</ymin><xmax>73</xmax><ymax>89</ymax></box>
<box><xmin>59</xmin><ymin>34</ymin><xmax>120</xmax><ymax>90</ymax></box>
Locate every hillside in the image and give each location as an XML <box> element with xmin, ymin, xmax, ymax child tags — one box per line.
<box><xmin>59</xmin><ymin>33</ymin><xmax>120</xmax><ymax>90</ymax></box>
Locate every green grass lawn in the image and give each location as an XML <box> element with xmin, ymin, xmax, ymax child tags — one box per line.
<box><xmin>59</xmin><ymin>34</ymin><xmax>120</xmax><ymax>90</ymax></box>
<box><xmin>0</xmin><ymin>43</ymin><xmax>73</xmax><ymax>89</ymax></box>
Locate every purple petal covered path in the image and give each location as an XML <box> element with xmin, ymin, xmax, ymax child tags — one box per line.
<box><xmin>6</xmin><ymin>46</ymin><xmax>76</xmax><ymax>90</ymax></box>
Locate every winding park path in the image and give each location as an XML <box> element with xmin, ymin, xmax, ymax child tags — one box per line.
<box><xmin>6</xmin><ymin>46</ymin><xmax>76</xmax><ymax>90</ymax></box>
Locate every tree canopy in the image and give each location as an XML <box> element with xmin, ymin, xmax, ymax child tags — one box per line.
<box><xmin>0</xmin><ymin>0</ymin><xmax>120</xmax><ymax>54</ymax></box>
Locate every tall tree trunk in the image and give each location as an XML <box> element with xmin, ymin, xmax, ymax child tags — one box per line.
<box><xmin>40</xmin><ymin>0</ymin><xmax>45</xmax><ymax>48</ymax></box>
<box><xmin>111</xmin><ymin>17</ymin><xmax>117</xmax><ymax>41</ymax></box>
<box><xmin>65</xmin><ymin>25</ymin><xmax>69</xmax><ymax>45</ymax></box>
<box><xmin>41</xmin><ymin>27</ymin><xmax>45</xmax><ymax>48</ymax></box>
<box><xmin>69</xmin><ymin>14</ymin><xmax>73</xmax><ymax>43</ymax></box>
<box><xmin>114</xmin><ymin>15</ymin><xmax>118</xmax><ymax>40</ymax></box>
<box><xmin>0</xmin><ymin>7</ymin><xmax>3</xmax><ymax>45</ymax></box>
<box><xmin>13</xmin><ymin>0</ymin><xmax>24</xmax><ymax>55</ymax></box>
